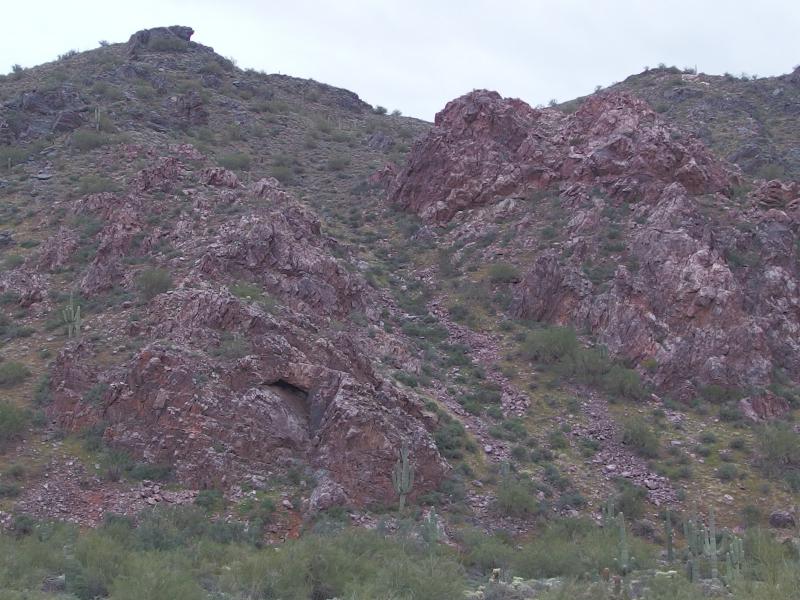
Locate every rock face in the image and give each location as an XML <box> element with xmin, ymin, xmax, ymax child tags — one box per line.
<box><xmin>0</xmin><ymin>86</ymin><xmax>89</xmax><ymax>142</ymax></box>
<box><xmin>50</xmin><ymin>287</ymin><xmax>445</xmax><ymax>506</ymax></box>
<box><xmin>127</xmin><ymin>26</ymin><xmax>195</xmax><ymax>56</ymax></box>
<box><xmin>45</xmin><ymin>151</ymin><xmax>447</xmax><ymax>508</ymax></box>
<box><xmin>390</xmin><ymin>90</ymin><xmax>800</xmax><ymax>397</ymax></box>
<box><xmin>389</xmin><ymin>90</ymin><xmax>731</xmax><ymax>223</ymax></box>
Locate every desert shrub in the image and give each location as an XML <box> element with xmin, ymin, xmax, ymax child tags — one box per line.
<box><xmin>0</xmin><ymin>145</ymin><xmax>30</xmax><ymax>169</ymax></box>
<box><xmin>137</xmin><ymin>268</ymin><xmax>172</xmax><ymax>301</ymax></box>
<box><xmin>614</xmin><ymin>480</ymin><xmax>648</xmax><ymax>520</ymax></box>
<box><xmin>521</xmin><ymin>327</ymin><xmax>578</xmax><ymax>364</ymax></box>
<box><xmin>127</xmin><ymin>462</ymin><xmax>171</xmax><ymax>481</ymax></box>
<box><xmin>217</xmin><ymin>152</ymin><xmax>251</xmax><ymax>170</ymax></box>
<box><xmin>434</xmin><ymin>414</ymin><xmax>474</xmax><ymax>459</ymax></box>
<box><xmin>717</xmin><ymin>463</ymin><xmax>738</xmax><ymax>481</ymax></box>
<box><xmin>513</xmin><ymin>517</ymin><xmax>653</xmax><ymax>579</ymax></box>
<box><xmin>758</xmin><ymin>423</ymin><xmax>800</xmax><ymax>482</ymax></box>
<box><xmin>495</xmin><ymin>474</ymin><xmax>540</xmax><ymax>518</ymax></box>
<box><xmin>82</xmin><ymin>383</ymin><xmax>109</xmax><ymax>405</ymax></box>
<box><xmin>213</xmin><ymin>333</ymin><xmax>251</xmax><ymax>359</ymax></box>
<box><xmin>0</xmin><ymin>362</ymin><xmax>30</xmax><ymax>387</ymax></box>
<box><xmin>603</xmin><ymin>365</ymin><xmax>644</xmax><ymax>400</ymax></box>
<box><xmin>110</xmin><ymin>553</ymin><xmax>203</xmax><ymax>600</ymax></box>
<box><xmin>459</xmin><ymin>527</ymin><xmax>515</xmax><ymax>573</ymax></box>
<box><xmin>71</xmin><ymin>129</ymin><xmax>112</xmax><ymax>152</ymax></box>
<box><xmin>622</xmin><ymin>417</ymin><xmax>660</xmax><ymax>458</ymax></box>
<box><xmin>78</xmin><ymin>175</ymin><xmax>119</xmax><ymax>194</ymax></box>
<box><xmin>194</xmin><ymin>489</ymin><xmax>225</xmax><ymax>513</ymax></box>
<box><xmin>326</xmin><ymin>155</ymin><xmax>350</xmax><ymax>171</ymax></box>
<box><xmin>220</xmin><ymin>527</ymin><xmax>465</xmax><ymax>599</ymax></box>
<box><xmin>488</xmin><ymin>262</ymin><xmax>520</xmax><ymax>283</ymax></box>
<box><xmin>700</xmin><ymin>384</ymin><xmax>741</xmax><ymax>404</ymax></box>
<box><xmin>374</xmin><ymin>105</ymin><xmax>388</xmax><ymax>115</ymax></box>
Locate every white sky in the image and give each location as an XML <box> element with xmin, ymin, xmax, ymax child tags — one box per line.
<box><xmin>2</xmin><ymin>0</ymin><xmax>798</xmax><ymax>120</ymax></box>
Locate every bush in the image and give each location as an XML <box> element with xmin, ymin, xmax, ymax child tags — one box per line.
<box><xmin>137</xmin><ymin>268</ymin><xmax>172</xmax><ymax>301</ymax></box>
<box><xmin>521</xmin><ymin>327</ymin><xmax>578</xmax><ymax>364</ymax></box>
<box><xmin>488</xmin><ymin>262</ymin><xmax>520</xmax><ymax>284</ymax></box>
<box><xmin>217</xmin><ymin>152</ymin><xmax>251</xmax><ymax>170</ymax></box>
<box><xmin>495</xmin><ymin>475</ymin><xmax>540</xmax><ymax>518</ymax></box>
<box><xmin>513</xmin><ymin>517</ymin><xmax>653</xmax><ymax>579</ymax></box>
<box><xmin>717</xmin><ymin>463</ymin><xmax>738</xmax><ymax>481</ymax></box>
<box><xmin>758</xmin><ymin>423</ymin><xmax>800</xmax><ymax>480</ymax></box>
<box><xmin>78</xmin><ymin>175</ymin><xmax>119</xmax><ymax>194</ymax></box>
<box><xmin>603</xmin><ymin>365</ymin><xmax>644</xmax><ymax>400</ymax></box>
<box><xmin>71</xmin><ymin>129</ymin><xmax>112</xmax><ymax>152</ymax></box>
<box><xmin>622</xmin><ymin>417</ymin><xmax>659</xmax><ymax>458</ymax></box>
<box><xmin>0</xmin><ymin>362</ymin><xmax>30</xmax><ymax>387</ymax></box>
<box><xmin>459</xmin><ymin>528</ymin><xmax>515</xmax><ymax>573</ymax></box>
<box><xmin>0</xmin><ymin>402</ymin><xmax>29</xmax><ymax>445</ymax></box>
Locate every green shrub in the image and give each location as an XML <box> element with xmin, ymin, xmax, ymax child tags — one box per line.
<box><xmin>0</xmin><ymin>402</ymin><xmax>29</xmax><ymax>444</ymax></box>
<box><xmin>603</xmin><ymin>365</ymin><xmax>644</xmax><ymax>400</ymax></box>
<box><xmin>71</xmin><ymin>129</ymin><xmax>112</xmax><ymax>152</ymax></box>
<box><xmin>137</xmin><ymin>268</ymin><xmax>172</xmax><ymax>301</ymax></box>
<box><xmin>78</xmin><ymin>175</ymin><xmax>119</xmax><ymax>194</ymax></box>
<box><xmin>488</xmin><ymin>262</ymin><xmax>520</xmax><ymax>283</ymax></box>
<box><xmin>0</xmin><ymin>362</ymin><xmax>30</xmax><ymax>387</ymax></box>
<box><xmin>110</xmin><ymin>554</ymin><xmax>203</xmax><ymax>600</ymax></box>
<box><xmin>622</xmin><ymin>417</ymin><xmax>659</xmax><ymax>458</ymax></box>
<box><xmin>495</xmin><ymin>475</ymin><xmax>540</xmax><ymax>518</ymax></box>
<box><xmin>513</xmin><ymin>517</ymin><xmax>653</xmax><ymax>579</ymax></box>
<box><xmin>758</xmin><ymin>423</ymin><xmax>800</xmax><ymax>478</ymax></box>
<box><xmin>326</xmin><ymin>155</ymin><xmax>350</xmax><ymax>171</ymax></box>
<box><xmin>521</xmin><ymin>327</ymin><xmax>578</xmax><ymax>364</ymax></box>
<box><xmin>217</xmin><ymin>152</ymin><xmax>251</xmax><ymax>170</ymax></box>
<box><xmin>194</xmin><ymin>489</ymin><xmax>225</xmax><ymax>513</ymax></box>
<box><xmin>459</xmin><ymin>528</ymin><xmax>515</xmax><ymax>573</ymax></box>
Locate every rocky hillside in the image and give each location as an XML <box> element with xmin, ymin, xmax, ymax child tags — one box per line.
<box><xmin>1</xmin><ymin>24</ymin><xmax>799</xmax><ymax>558</ymax></box>
<box><xmin>583</xmin><ymin>65</ymin><xmax>800</xmax><ymax>180</ymax></box>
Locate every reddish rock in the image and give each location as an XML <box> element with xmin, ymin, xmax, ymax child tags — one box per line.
<box><xmin>199</xmin><ymin>167</ymin><xmax>240</xmax><ymax>188</ymax></box>
<box><xmin>132</xmin><ymin>156</ymin><xmax>183</xmax><ymax>192</ymax></box>
<box><xmin>739</xmin><ymin>393</ymin><xmax>791</xmax><ymax>422</ymax></box>
<box><xmin>391</xmin><ymin>89</ymin><xmax>800</xmax><ymax>395</ymax></box>
<box><xmin>34</xmin><ymin>226</ymin><xmax>79</xmax><ymax>272</ymax></box>
<box><xmin>48</xmin><ymin>287</ymin><xmax>447</xmax><ymax>506</ymax></box>
<box><xmin>751</xmin><ymin>179</ymin><xmax>800</xmax><ymax>208</ymax></box>
<box><xmin>389</xmin><ymin>90</ymin><xmax>732</xmax><ymax>222</ymax></box>
<box><xmin>196</xmin><ymin>191</ymin><xmax>368</xmax><ymax>317</ymax></box>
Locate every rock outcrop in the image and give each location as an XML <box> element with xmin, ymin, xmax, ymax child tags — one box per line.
<box><xmin>389</xmin><ymin>90</ymin><xmax>732</xmax><ymax>223</ymax></box>
<box><xmin>389</xmin><ymin>90</ymin><xmax>800</xmax><ymax>398</ymax></box>
<box><xmin>49</xmin><ymin>287</ymin><xmax>446</xmax><ymax>506</ymax></box>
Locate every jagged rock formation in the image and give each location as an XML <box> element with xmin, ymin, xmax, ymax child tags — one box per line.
<box><xmin>390</xmin><ymin>90</ymin><xmax>800</xmax><ymax>399</ymax></box>
<box><xmin>40</xmin><ymin>146</ymin><xmax>446</xmax><ymax>508</ymax></box>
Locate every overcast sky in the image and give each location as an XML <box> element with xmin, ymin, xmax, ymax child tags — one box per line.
<box><xmin>2</xmin><ymin>1</ymin><xmax>798</xmax><ymax>120</ymax></box>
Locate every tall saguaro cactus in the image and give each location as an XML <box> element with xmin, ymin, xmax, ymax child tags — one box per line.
<box><xmin>392</xmin><ymin>445</ymin><xmax>415</xmax><ymax>512</ymax></box>
<box><xmin>704</xmin><ymin>508</ymin><xmax>719</xmax><ymax>580</ymax></box>
<box><xmin>62</xmin><ymin>292</ymin><xmax>82</xmax><ymax>339</ymax></box>
<box><xmin>664</xmin><ymin>509</ymin><xmax>674</xmax><ymax>562</ymax></box>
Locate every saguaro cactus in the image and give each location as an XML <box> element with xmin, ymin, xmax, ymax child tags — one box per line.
<box><xmin>703</xmin><ymin>508</ymin><xmax>719</xmax><ymax>580</ymax></box>
<box><xmin>602</xmin><ymin>497</ymin><xmax>616</xmax><ymax>529</ymax></box>
<box><xmin>62</xmin><ymin>292</ymin><xmax>82</xmax><ymax>338</ymax></box>
<box><xmin>616</xmin><ymin>512</ymin><xmax>633</xmax><ymax>575</ymax></box>
<box><xmin>664</xmin><ymin>509</ymin><xmax>674</xmax><ymax>562</ymax></box>
<box><xmin>392</xmin><ymin>445</ymin><xmax>414</xmax><ymax>511</ymax></box>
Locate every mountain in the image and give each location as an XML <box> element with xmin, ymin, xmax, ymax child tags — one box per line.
<box><xmin>1</xmin><ymin>24</ymin><xmax>799</xmax><ymax>600</ymax></box>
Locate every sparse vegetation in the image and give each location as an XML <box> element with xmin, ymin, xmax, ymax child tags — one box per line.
<box><xmin>137</xmin><ymin>268</ymin><xmax>173</xmax><ymax>301</ymax></box>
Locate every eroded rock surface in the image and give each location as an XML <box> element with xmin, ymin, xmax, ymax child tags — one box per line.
<box><xmin>390</xmin><ymin>90</ymin><xmax>800</xmax><ymax>397</ymax></box>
